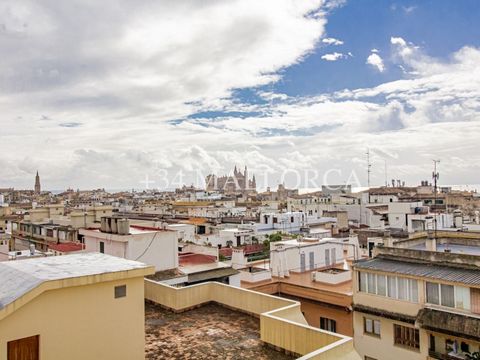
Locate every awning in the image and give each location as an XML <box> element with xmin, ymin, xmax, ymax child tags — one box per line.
<box><xmin>417</xmin><ymin>308</ymin><xmax>480</xmax><ymax>342</ymax></box>
<box><xmin>353</xmin><ymin>304</ymin><xmax>416</xmax><ymax>324</ymax></box>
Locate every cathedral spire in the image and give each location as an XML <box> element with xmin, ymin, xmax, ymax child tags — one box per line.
<box><xmin>34</xmin><ymin>170</ymin><xmax>41</xmax><ymax>194</ymax></box>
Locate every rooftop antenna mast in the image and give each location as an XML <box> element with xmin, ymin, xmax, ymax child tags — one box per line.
<box><xmin>432</xmin><ymin>159</ymin><xmax>440</xmax><ymax>241</ymax></box>
<box><xmin>366</xmin><ymin>148</ymin><xmax>371</xmax><ymax>188</ymax></box>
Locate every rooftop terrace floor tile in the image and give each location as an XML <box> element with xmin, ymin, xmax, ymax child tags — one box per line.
<box><xmin>145</xmin><ymin>302</ymin><xmax>294</xmax><ymax>360</ymax></box>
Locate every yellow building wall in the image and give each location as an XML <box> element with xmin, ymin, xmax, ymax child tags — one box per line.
<box><xmin>0</xmin><ymin>277</ymin><xmax>146</xmax><ymax>360</ymax></box>
<box><xmin>353</xmin><ymin>311</ymin><xmax>428</xmax><ymax>360</ymax></box>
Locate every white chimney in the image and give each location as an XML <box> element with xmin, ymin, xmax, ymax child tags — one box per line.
<box><xmin>29</xmin><ymin>244</ymin><xmax>35</xmax><ymax>256</ymax></box>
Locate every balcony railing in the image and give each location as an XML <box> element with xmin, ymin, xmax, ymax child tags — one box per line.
<box><xmin>429</xmin><ymin>350</ymin><xmax>466</xmax><ymax>360</ymax></box>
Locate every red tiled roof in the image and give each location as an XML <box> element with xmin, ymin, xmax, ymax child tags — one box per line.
<box><xmin>219</xmin><ymin>248</ymin><xmax>233</xmax><ymax>257</ymax></box>
<box><xmin>48</xmin><ymin>242</ymin><xmax>84</xmax><ymax>252</ymax></box>
<box><xmin>219</xmin><ymin>244</ymin><xmax>264</xmax><ymax>257</ymax></box>
<box><xmin>130</xmin><ymin>225</ymin><xmax>172</xmax><ymax>231</ymax></box>
<box><xmin>178</xmin><ymin>253</ymin><xmax>217</xmax><ymax>266</ymax></box>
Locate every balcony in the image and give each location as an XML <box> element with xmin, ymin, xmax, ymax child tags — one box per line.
<box><xmin>428</xmin><ymin>350</ymin><xmax>466</xmax><ymax>360</ymax></box>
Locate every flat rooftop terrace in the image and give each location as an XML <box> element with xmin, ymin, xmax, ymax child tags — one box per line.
<box><xmin>411</xmin><ymin>243</ymin><xmax>480</xmax><ymax>256</ymax></box>
<box><xmin>145</xmin><ymin>301</ymin><xmax>294</xmax><ymax>360</ymax></box>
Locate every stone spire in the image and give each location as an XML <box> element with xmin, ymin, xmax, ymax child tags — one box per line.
<box><xmin>244</xmin><ymin>166</ymin><xmax>248</xmax><ymax>190</ymax></box>
<box><xmin>34</xmin><ymin>171</ymin><xmax>41</xmax><ymax>194</ymax></box>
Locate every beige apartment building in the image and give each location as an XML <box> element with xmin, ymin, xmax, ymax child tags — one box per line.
<box><xmin>0</xmin><ymin>253</ymin><xmax>154</xmax><ymax>360</ymax></box>
<box><xmin>353</xmin><ymin>246</ymin><xmax>480</xmax><ymax>360</ymax></box>
<box><xmin>242</xmin><ymin>236</ymin><xmax>360</xmax><ymax>337</ymax></box>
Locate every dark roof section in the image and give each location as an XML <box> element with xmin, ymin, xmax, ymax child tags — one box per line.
<box><xmin>187</xmin><ymin>267</ymin><xmax>239</xmax><ymax>284</ymax></box>
<box><xmin>353</xmin><ymin>304</ymin><xmax>416</xmax><ymax>324</ymax></box>
<box><xmin>354</xmin><ymin>258</ymin><xmax>480</xmax><ymax>286</ymax></box>
<box><xmin>417</xmin><ymin>308</ymin><xmax>480</xmax><ymax>342</ymax></box>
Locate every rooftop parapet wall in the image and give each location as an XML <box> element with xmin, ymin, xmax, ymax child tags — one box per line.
<box><xmin>373</xmin><ymin>246</ymin><xmax>480</xmax><ymax>268</ymax></box>
<box><xmin>144</xmin><ymin>279</ymin><xmax>359</xmax><ymax>360</ymax></box>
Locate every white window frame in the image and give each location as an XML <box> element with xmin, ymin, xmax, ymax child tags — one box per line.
<box><xmin>358</xmin><ymin>271</ymin><xmax>418</xmax><ymax>303</ymax></box>
<box><xmin>425</xmin><ymin>281</ymin><xmax>471</xmax><ymax>311</ymax></box>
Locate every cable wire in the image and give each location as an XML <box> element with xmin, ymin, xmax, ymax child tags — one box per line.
<box><xmin>135</xmin><ymin>231</ymin><xmax>159</xmax><ymax>261</ymax></box>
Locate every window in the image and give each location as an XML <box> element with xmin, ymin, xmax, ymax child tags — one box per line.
<box><xmin>99</xmin><ymin>241</ymin><xmax>105</xmax><ymax>254</ymax></box>
<box><xmin>441</xmin><ymin>284</ymin><xmax>455</xmax><ymax>307</ymax></box>
<box><xmin>320</xmin><ymin>317</ymin><xmax>336</xmax><ymax>332</ymax></box>
<box><xmin>359</xmin><ymin>272</ymin><xmax>367</xmax><ymax>292</ymax></box>
<box><xmin>427</xmin><ymin>282</ymin><xmax>471</xmax><ymax>310</ymax></box>
<box><xmin>8</xmin><ymin>335</ymin><xmax>39</xmax><ymax>360</ymax></box>
<box><xmin>331</xmin><ymin>248</ymin><xmax>337</xmax><ymax>265</ymax></box>
<box><xmin>358</xmin><ymin>272</ymin><xmax>418</xmax><ymax>302</ymax></box>
<box><xmin>471</xmin><ymin>288</ymin><xmax>480</xmax><ymax>314</ymax></box>
<box><xmin>367</xmin><ymin>273</ymin><xmax>377</xmax><ymax>294</ymax></box>
<box><xmin>398</xmin><ymin>277</ymin><xmax>408</xmax><ymax>300</ymax></box>
<box><xmin>388</xmin><ymin>276</ymin><xmax>397</xmax><ymax>299</ymax></box>
<box><xmin>377</xmin><ymin>275</ymin><xmax>387</xmax><ymax>296</ymax></box>
<box><xmin>461</xmin><ymin>341</ymin><xmax>470</xmax><ymax>353</ymax></box>
<box><xmin>364</xmin><ymin>318</ymin><xmax>381</xmax><ymax>337</ymax></box>
<box><xmin>426</xmin><ymin>282</ymin><xmax>440</xmax><ymax>304</ymax></box>
<box><xmin>394</xmin><ymin>324</ymin><xmax>420</xmax><ymax>350</ymax></box>
<box><xmin>114</xmin><ymin>285</ymin><xmax>127</xmax><ymax>298</ymax></box>
<box><xmin>409</xmin><ymin>279</ymin><xmax>419</xmax><ymax>302</ymax></box>
<box><xmin>455</xmin><ymin>286</ymin><xmax>471</xmax><ymax>310</ymax></box>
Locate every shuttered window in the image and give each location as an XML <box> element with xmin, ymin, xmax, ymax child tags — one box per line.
<box><xmin>320</xmin><ymin>317</ymin><xmax>336</xmax><ymax>332</ymax></box>
<box><xmin>471</xmin><ymin>288</ymin><xmax>480</xmax><ymax>314</ymax></box>
<box><xmin>8</xmin><ymin>335</ymin><xmax>39</xmax><ymax>360</ymax></box>
<box><xmin>394</xmin><ymin>324</ymin><xmax>419</xmax><ymax>350</ymax></box>
<box><xmin>364</xmin><ymin>317</ymin><xmax>381</xmax><ymax>336</ymax></box>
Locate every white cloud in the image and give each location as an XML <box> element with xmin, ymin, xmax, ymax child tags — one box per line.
<box><xmin>0</xmin><ymin>3</ymin><xmax>479</xmax><ymax>190</ymax></box>
<box><xmin>391</xmin><ymin>36</ymin><xmax>407</xmax><ymax>46</ymax></box>
<box><xmin>322</xmin><ymin>37</ymin><xmax>344</xmax><ymax>45</ymax></box>
<box><xmin>402</xmin><ymin>5</ymin><xmax>417</xmax><ymax>14</ymax></box>
<box><xmin>366</xmin><ymin>53</ymin><xmax>385</xmax><ymax>72</ymax></box>
<box><xmin>321</xmin><ymin>52</ymin><xmax>345</xmax><ymax>61</ymax></box>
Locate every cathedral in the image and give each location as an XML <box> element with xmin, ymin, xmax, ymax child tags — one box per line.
<box><xmin>205</xmin><ymin>165</ymin><xmax>256</xmax><ymax>194</ymax></box>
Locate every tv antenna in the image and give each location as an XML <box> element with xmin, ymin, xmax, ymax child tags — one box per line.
<box><xmin>366</xmin><ymin>149</ymin><xmax>371</xmax><ymax>188</ymax></box>
<box><xmin>432</xmin><ymin>159</ymin><xmax>440</xmax><ymax>241</ymax></box>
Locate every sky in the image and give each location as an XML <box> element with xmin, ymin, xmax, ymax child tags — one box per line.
<box><xmin>1</xmin><ymin>0</ymin><xmax>480</xmax><ymax>191</ymax></box>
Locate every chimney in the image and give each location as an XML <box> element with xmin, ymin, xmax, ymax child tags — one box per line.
<box><xmin>382</xmin><ymin>230</ymin><xmax>393</xmax><ymax>247</ymax></box>
<box><xmin>426</xmin><ymin>230</ymin><xmax>437</xmax><ymax>252</ymax></box>
<box><xmin>117</xmin><ymin>218</ymin><xmax>130</xmax><ymax>235</ymax></box>
<box><xmin>100</xmin><ymin>217</ymin><xmax>107</xmax><ymax>232</ymax></box>
<box><xmin>29</xmin><ymin>244</ymin><xmax>35</xmax><ymax>256</ymax></box>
